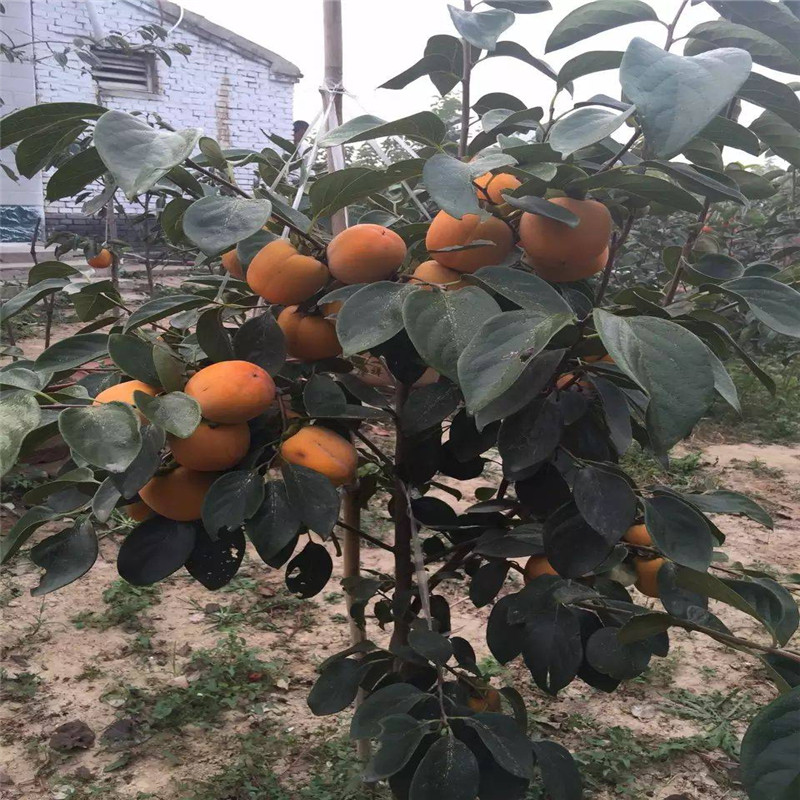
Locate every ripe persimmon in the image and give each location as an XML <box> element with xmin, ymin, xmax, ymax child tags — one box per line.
<box><xmin>139</xmin><ymin>466</ymin><xmax>218</xmax><ymax>522</ymax></box>
<box><xmin>168</xmin><ymin>421</ymin><xmax>250</xmax><ymax>472</ymax></box>
<box><xmin>326</xmin><ymin>224</ymin><xmax>407</xmax><ymax>284</ymax></box>
<box><xmin>410</xmin><ymin>260</ymin><xmax>467</xmax><ymax>290</ymax></box>
<box><xmin>520</xmin><ymin>197</ymin><xmax>611</xmax><ymax>269</ymax></box>
<box><xmin>221</xmin><ymin>249</ymin><xmax>244</xmax><ymax>280</ymax></box>
<box><xmin>277</xmin><ymin>306</ymin><xmax>341</xmax><ymax>361</ymax></box>
<box><xmin>184</xmin><ymin>360</ymin><xmax>275</xmax><ymax>423</ymax></box>
<box><xmin>94</xmin><ymin>380</ymin><xmax>158</xmax><ymax>410</ymax></box>
<box><xmin>124</xmin><ymin>500</ymin><xmax>153</xmax><ymax>522</ymax></box>
<box><xmin>474</xmin><ymin>172</ymin><xmax>521</xmax><ymax>205</ymax></box>
<box><xmin>634</xmin><ymin>556</ymin><xmax>663</xmax><ymax>598</ymax></box>
<box><xmin>425</xmin><ymin>211</ymin><xmax>513</xmax><ymax>273</ymax></box>
<box><xmin>467</xmin><ymin>687</ymin><xmax>502</xmax><ymax>713</ymax></box>
<box><xmin>247</xmin><ymin>239</ymin><xmax>329</xmax><ymax>304</ymax></box>
<box><xmin>87</xmin><ymin>248</ymin><xmax>112</xmax><ymax>269</ymax></box>
<box><xmin>529</xmin><ymin>246</ymin><xmax>609</xmax><ymax>283</ymax></box>
<box><xmin>280</xmin><ymin>425</ymin><xmax>357</xmax><ymax>486</ymax></box>
<box><xmin>624</xmin><ymin>524</ymin><xmax>652</xmax><ymax>547</ymax></box>
<box><xmin>523</xmin><ymin>555</ymin><xmax>558</xmax><ymax>582</ymax></box>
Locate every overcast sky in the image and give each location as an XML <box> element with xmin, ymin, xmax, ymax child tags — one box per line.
<box><xmin>177</xmin><ymin>0</ymin><xmax>771</xmax><ymax>162</ymax></box>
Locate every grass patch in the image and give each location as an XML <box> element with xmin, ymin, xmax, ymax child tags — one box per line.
<box><xmin>704</xmin><ymin>357</ymin><xmax>800</xmax><ymax>444</ymax></box>
<box><xmin>621</xmin><ymin>445</ymin><xmax>710</xmax><ymax>491</ymax></box>
<box><xmin>116</xmin><ymin>634</ymin><xmax>282</xmax><ymax>732</ymax></box>
<box><xmin>0</xmin><ymin>669</ymin><xmax>40</xmax><ymax>702</ymax></box>
<box><xmin>71</xmin><ymin>580</ymin><xmax>159</xmax><ymax>632</ymax></box>
<box><xmin>180</xmin><ymin>726</ymin><xmax>384</xmax><ymax>800</ymax></box>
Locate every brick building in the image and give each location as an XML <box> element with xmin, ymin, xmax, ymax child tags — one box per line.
<box><xmin>0</xmin><ymin>0</ymin><xmax>301</xmax><ymax>242</ymax></box>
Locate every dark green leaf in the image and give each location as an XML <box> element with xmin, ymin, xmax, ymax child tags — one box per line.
<box><xmin>117</xmin><ymin>516</ymin><xmax>197</xmax><ymax>586</ymax></box>
<box><xmin>196</xmin><ymin>308</ymin><xmax>235</xmax><ymax>363</ymax></box>
<box><xmin>351</xmin><ymin>684</ymin><xmax>426</xmax><ymax>739</ymax></box>
<box><xmin>45</xmin><ymin>147</ymin><xmax>107</xmax><ymax>201</ymax></box>
<box><xmin>0</xmin><ymin>390</ymin><xmax>41</xmax><ymax>477</ymax></box>
<box><xmin>498</xmin><ymin>398</ymin><xmax>561</xmax><ymax>477</ymax></box>
<box><xmin>723</xmin><ymin>276</ymin><xmax>800</xmax><ymax>338</ymax></box>
<box><xmin>185</xmin><ymin>526</ymin><xmax>245</xmax><ymax>590</ymax></box>
<box><xmin>501</xmin><ymin>192</ymin><xmax>582</xmax><ymax>224</ymax></box>
<box><xmin>546</xmin><ymin>0</ymin><xmax>659</xmax><ymax>53</ymax></box>
<box><xmin>710</xmin><ymin>0</ymin><xmax>800</xmax><ymax>63</ymax></box>
<box><xmin>401</xmin><ymin>382</ymin><xmax>461</xmax><ymax>436</ymax></box>
<box><xmin>15</xmin><ymin>120</ymin><xmax>86</xmax><ymax>179</ymax></box>
<box><xmin>463</xmin><ymin>712</ymin><xmax>534</xmax><ymax>778</ymax></box>
<box><xmin>573</xmin><ymin>466</ymin><xmax>636</xmax><ymax>542</ymax></box>
<box><xmin>0</xmin><ymin>506</ymin><xmax>57</xmax><ymax>565</ymax></box>
<box><xmin>282</xmin><ymin>463</ymin><xmax>340</xmax><ymax>536</ymax></box>
<box><xmin>549</xmin><ymin>105</ymin><xmax>635</xmax><ymax>156</ymax></box>
<box><xmin>520</xmin><ymin>609</ymin><xmax>582</xmax><ymax>696</ymax></box>
<box><xmin>679</xmin><ymin>489</ymin><xmax>772</xmax><ymax>529</ymax></box>
<box><xmin>585</xmin><ymin>626</ymin><xmax>652</xmax><ymax>679</ymax></box>
<box><xmin>531</xmin><ymin>739</ymin><xmax>582</xmax><ymax>800</ymax></box>
<box><xmin>233</xmin><ymin>311</ymin><xmax>286</xmax><ymax>376</ymax></box>
<box><xmin>123</xmin><ymin>294</ymin><xmax>208</xmax><ymax>332</ymax></box>
<box><xmin>700</xmin><ymin>114</ymin><xmax>761</xmax><ymax>155</ymax></box>
<box><xmin>321</xmin><ymin>111</ymin><xmax>446</xmax><ymax>147</ymax></box>
<box><xmin>134</xmin><ymin>391</ymin><xmax>200</xmax><ymax>438</ymax></box>
<box><xmin>409</xmin><ymin>735</ymin><xmax>479</xmax><ymax>800</ymax></box>
<box><xmin>108</xmin><ymin>334</ymin><xmax>160</xmax><ymax>386</ymax></box>
<box><xmin>0</xmin><ymin>102</ymin><xmax>104</xmax><ymax>148</ymax></box>
<box><xmin>365</xmin><ymin>715</ymin><xmax>429</xmax><ymax>781</ymax></box>
<box><xmin>30</xmin><ymin>519</ymin><xmax>97</xmax><ymax>596</ymax></box>
<box><xmin>422</xmin><ymin>153</ymin><xmax>480</xmax><ymax>219</ymax></box>
<box><xmin>558</xmin><ymin>50</ymin><xmax>624</xmax><ymax>89</ymax></box>
<box><xmin>285</xmin><ymin>541</ymin><xmax>333</xmax><ymax>598</ymax></box>
<box><xmin>409</xmin><ymin>628</ymin><xmax>453</xmax><ymax>666</ymax></box>
<box><xmin>739</xmin><ymin>72</ymin><xmax>800</xmax><ymax>129</ymax></box>
<box><xmin>308</xmin><ymin>657</ymin><xmax>364</xmax><ymax>716</ymax></box>
<box><xmin>593</xmin><ymin>310</ymin><xmax>714</xmax><ymax>453</ymax></box>
<box><xmin>245</xmin><ymin>481</ymin><xmax>301</xmax><ymax>564</ymax></box>
<box><xmin>644</xmin><ymin>495</ymin><xmax>714</xmax><ymax>572</ymax></box>
<box><xmin>739</xmin><ymin>687</ymin><xmax>800</xmax><ymax>800</ymax></box>
<box><xmin>750</xmin><ymin>111</ymin><xmax>800</xmax><ymax>169</ymax></box>
<box><xmin>202</xmin><ymin>470</ymin><xmax>264</xmax><ymax>536</ymax></box>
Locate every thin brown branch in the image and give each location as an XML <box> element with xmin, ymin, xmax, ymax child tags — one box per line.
<box><xmin>595</xmin><ymin>211</ymin><xmax>636</xmax><ymax>305</ymax></box>
<box><xmin>335</xmin><ymin>519</ymin><xmax>394</xmax><ymax>553</ymax></box>
<box><xmin>458</xmin><ymin>0</ymin><xmax>473</xmax><ymax>160</ymax></box>
<box><xmin>663</xmin><ymin>198</ymin><xmax>711</xmax><ymax>305</ymax></box>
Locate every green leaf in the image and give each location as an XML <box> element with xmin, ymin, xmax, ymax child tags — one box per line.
<box><xmin>0</xmin><ymin>506</ymin><xmax>57</xmax><ymax>565</ymax></box>
<box><xmin>684</xmin><ymin>20</ymin><xmax>800</xmax><ymax>75</ymax></box>
<box><xmin>0</xmin><ymin>278</ymin><xmax>68</xmax><ymax>325</ymax></box>
<box><xmin>321</xmin><ymin>112</ymin><xmax>446</xmax><ymax>147</ymax></box>
<box><xmin>365</xmin><ymin>715</ymin><xmax>429</xmax><ymax>781</ymax></box>
<box><xmin>123</xmin><ymin>294</ymin><xmax>208</xmax><ymax>332</ymax></box>
<box><xmin>0</xmin><ymin>390</ymin><xmax>41</xmax><ymax>477</ymax></box>
<box><xmin>35</xmin><ymin>332</ymin><xmax>109</xmax><ymax>372</ymax></box>
<box><xmin>545</xmin><ymin>0</ymin><xmax>659</xmax><ymax>53</ymax></box>
<box><xmin>568</xmin><ymin>168</ymin><xmax>703</xmax><ymax>212</ymax></box>
<box><xmin>708</xmin><ymin>349</ymin><xmax>741</xmax><ymax>413</ymax></box>
<box><xmin>448</xmin><ymin>5</ymin><xmax>515</xmax><ymax>51</ymax></box>
<box><xmin>727</xmin><ymin>168</ymin><xmax>778</xmax><ymax>200</ymax></box>
<box><xmin>485</xmin><ymin>0</ymin><xmax>551</xmax><ymax>11</ymax></box>
<box><xmin>463</xmin><ymin>713</ymin><xmax>534</xmax><ymax>778</ymax></box>
<box><xmin>15</xmin><ymin>120</ymin><xmax>87</xmax><ymax>179</ymax></box>
<box><xmin>620</xmin><ymin>37</ymin><xmax>752</xmax><ymax>159</ymax></box>
<box><xmin>93</xmin><ymin>110</ymin><xmax>200</xmax><ymax>200</ymax></box>
<box><xmin>471</xmin><ymin>266</ymin><xmax>576</xmax><ymax>316</ymax></box>
<box><xmin>501</xmin><ymin>193</ymin><xmax>582</xmax><ymax>224</ymax></box>
<box><xmin>685</xmin><ymin>253</ymin><xmax>745</xmax><ymax>286</ymax></box>
<box><xmin>309</xmin><ymin>161</ymin><xmax>423</xmax><ymax>219</ymax></box>
<box><xmin>458</xmin><ymin>309</ymin><xmax>573</xmax><ymax>412</ymax></box>
<box><xmin>739</xmin><ymin>687</ymin><xmax>800</xmax><ymax>800</ymax></box>
<box><xmin>152</xmin><ymin>342</ymin><xmax>186</xmax><ymax>393</ymax></box>
<box><xmin>680</xmin><ymin>489</ymin><xmax>772</xmax><ymax>529</ymax></box>
<box><xmin>483</xmin><ymin>41</ymin><xmax>559</xmax><ymax>83</ymax></box>
<box><xmin>245</xmin><ymin>481</ymin><xmax>301</xmax><ymax>564</ymax></box>
<box><xmin>422</xmin><ymin>153</ymin><xmax>481</xmax><ymax>219</ymax></box>
<box><xmin>739</xmin><ymin>72</ymin><xmax>800</xmax><ymax>129</ymax></box>
<box><xmin>30</xmin><ymin>519</ymin><xmax>98</xmax><ymax>596</ymax></box>
<box><xmin>593</xmin><ymin>310</ymin><xmax>714</xmax><ymax>453</ymax></box>
<box><xmin>350</xmin><ymin>684</ymin><xmax>426</xmax><ymax>739</ymax></box>
<box><xmin>108</xmin><ymin>334</ymin><xmax>161</xmax><ymax>386</ymax></box>
<box><xmin>400</xmin><ymin>382</ymin><xmax>462</xmax><ymax>436</ymax></box>
<box><xmin>557</xmin><ymin>50</ymin><xmax>624</xmax><ymax>89</ymax></box>
<box><xmin>711</xmin><ymin>0</ymin><xmax>800</xmax><ymax>63</ymax></box>
<box><xmin>22</xmin><ymin>468</ymin><xmax>97</xmax><ymax>505</ymax></box>
<box><xmin>643</xmin><ymin>160</ymin><xmax>746</xmax><ymax>204</ymax></box>
<box><xmin>282</xmin><ymin>463</ymin><xmax>340</xmax><ymax>537</ymax></box>
<box><xmin>336</xmin><ymin>282</ymin><xmax>415</xmax><ymax>357</ymax></box>
<box><xmin>196</xmin><ymin>308</ymin><xmax>235</xmax><ymax>363</ymax></box>
<box><xmin>233</xmin><ymin>312</ymin><xmax>287</xmax><ymax>376</ymax></box>
<box><xmin>682</xmin><ymin>137</ymin><xmax>723</xmax><ymax>171</ymax></box>
<box><xmin>28</xmin><ymin>260</ymin><xmax>81</xmax><ymax>285</ymax></box>
<box><xmin>644</xmin><ymin>495</ymin><xmax>714</xmax><ymax>571</ymax></box>
<box><xmin>202</xmin><ymin>470</ymin><xmax>264</xmax><ymax>536</ymax></box>
<box><xmin>548</xmin><ymin>105</ymin><xmax>635</xmax><ymax>156</ymax></box>
<box><xmin>403</xmin><ymin>287</ymin><xmax>500</xmax><ymax>382</ymax></box>
<box><xmin>308</xmin><ymin>658</ymin><xmax>365</xmax><ymax>716</ymax></box>
<box><xmin>198</xmin><ymin>136</ymin><xmax>228</xmax><ymax>169</ymax></box>
<box><xmin>58</xmin><ymin>402</ymin><xmax>141</xmax><ymax>472</ymax></box>
<box><xmin>133</xmin><ymin>391</ymin><xmax>201</xmax><ymax>438</ymax></box>
<box><xmin>700</xmin><ymin>114</ymin><xmax>761</xmax><ymax>155</ymax></box>
<box><xmin>45</xmin><ymin>147</ymin><xmax>107</xmax><ymax>201</ymax></box>
<box><xmin>750</xmin><ymin>111</ymin><xmax>800</xmax><ymax>169</ymax></box>
<box><xmin>0</xmin><ymin>102</ymin><xmax>105</xmax><ymax>148</ymax></box>
<box><xmin>409</xmin><ymin>628</ymin><xmax>453</xmax><ymax>666</ymax></box>
<box><xmin>379</xmin><ymin>53</ymin><xmax>455</xmax><ymax>92</ymax></box>
<box><xmin>182</xmin><ymin>196</ymin><xmax>272</xmax><ymax>255</ymax></box>
<box><xmin>409</xmin><ymin>735</ymin><xmax>479</xmax><ymax>800</ymax></box>
<box><xmin>723</xmin><ymin>276</ymin><xmax>800</xmax><ymax>338</ymax></box>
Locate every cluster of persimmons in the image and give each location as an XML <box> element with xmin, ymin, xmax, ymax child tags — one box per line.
<box><xmin>88</xmin><ymin>169</ymin><xmax>661</xmax><ymax>597</ymax></box>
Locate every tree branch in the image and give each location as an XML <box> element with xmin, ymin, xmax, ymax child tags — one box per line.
<box><xmin>663</xmin><ymin>198</ymin><xmax>711</xmax><ymax>305</ymax></box>
<box><xmin>595</xmin><ymin>211</ymin><xmax>636</xmax><ymax>305</ymax></box>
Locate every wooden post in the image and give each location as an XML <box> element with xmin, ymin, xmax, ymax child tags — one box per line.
<box><xmin>322</xmin><ymin>0</ymin><xmax>347</xmax><ymax>235</ymax></box>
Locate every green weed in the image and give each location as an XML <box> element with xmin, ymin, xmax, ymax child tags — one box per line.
<box><xmin>621</xmin><ymin>445</ymin><xmax>710</xmax><ymax>491</ymax></box>
<box><xmin>71</xmin><ymin>580</ymin><xmax>159</xmax><ymax>632</ymax></box>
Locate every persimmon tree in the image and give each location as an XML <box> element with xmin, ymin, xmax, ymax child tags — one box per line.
<box><xmin>2</xmin><ymin>1</ymin><xmax>800</xmax><ymax>798</ymax></box>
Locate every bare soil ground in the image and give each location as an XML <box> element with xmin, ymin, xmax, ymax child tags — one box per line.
<box><xmin>1</xmin><ymin>276</ymin><xmax>798</xmax><ymax>800</ymax></box>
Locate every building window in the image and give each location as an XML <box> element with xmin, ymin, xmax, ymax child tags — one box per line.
<box><xmin>91</xmin><ymin>49</ymin><xmax>157</xmax><ymax>94</ymax></box>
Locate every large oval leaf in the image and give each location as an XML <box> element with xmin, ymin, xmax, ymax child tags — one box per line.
<box><xmin>182</xmin><ymin>196</ymin><xmax>273</xmax><ymax>255</ymax></box>
<box><xmin>133</xmin><ymin>391</ymin><xmax>201</xmax><ymax>438</ymax></box>
<box><xmin>422</xmin><ymin>153</ymin><xmax>480</xmax><ymax>219</ymax></box>
<box><xmin>35</xmin><ymin>332</ymin><xmax>109</xmax><ymax>372</ymax></box>
<box><xmin>0</xmin><ymin>390</ymin><xmax>41</xmax><ymax>477</ymax></box>
<box><xmin>403</xmin><ymin>287</ymin><xmax>500</xmax><ymax>382</ymax></box>
<box><xmin>739</xmin><ymin>687</ymin><xmax>800</xmax><ymax>800</ymax></box>
<box><xmin>94</xmin><ymin>110</ymin><xmax>200</xmax><ymax>200</ymax></box>
<box><xmin>30</xmin><ymin>519</ymin><xmax>98</xmax><ymax>596</ymax></box>
<box><xmin>593</xmin><ymin>309</ymin><xmax>714</xmax><ymax>453</ymax></box>
<box><xmin>549</xmin><ymin>105</ymin><xmax>635</xmax><ymax>156</ymax></box>
<box><xmin>722</xmin><ymin>277</ymin><xmax>800</xmax><ymax>339</ymax></box>
<box><xmin>337</xmin><ymin>282</ymin><xmax>415</xmax><ymax>356</ymax></box>
<box><xmin>117</xmin><ymin>516</ymin><xmax>197</xmax><ymax>585</ymax></box>
<box><xmin>620</xmin><ymin>36</ymin><xmax>752</xmax><ymax>159</ymax></box>
<box><xmin>202</xmin><ymin>470</ymin><xmax>265</xmax><ymax>536</ymax></box>
<box><xmin>58</xmin><ymin>402</ymin><xmax>141</xmax><ymax>473</ymax></box>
